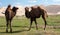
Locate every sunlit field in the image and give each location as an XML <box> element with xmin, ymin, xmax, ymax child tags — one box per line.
<box><xmin>0</xmin><ymin>15</ymin><xmax>60</xmax><ymax>35</ymax></box>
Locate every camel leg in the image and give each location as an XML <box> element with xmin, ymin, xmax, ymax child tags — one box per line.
<box><xmin>34</xmin><ymin>18</ymin><xmax>38</xmax><ymax>30</ymax></box>
<box><xmin>9</xmin><ymin>19</ymin><xmax>12</xmax><ymax>33</ymax></box>
<box><xmin>28</xmin><ymin>18</ymin><xmax>33</xmax><ymax>31</ymax></box>
<box><xmin>42</xmin><ymin>15</ymin><xmax>47</xmax><ymax>30</ymax></box>
<box><xmin>6</xmin><ymin>19</ymin><xmax>9</xmax><ymax>32</ymax></box>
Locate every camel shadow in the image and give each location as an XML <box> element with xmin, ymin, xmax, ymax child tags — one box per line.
<box><xmin>12</xmin><ymin>25</ymin><xmax>29</xmax><ymax>28</ymax></box>
<box><xmin>0</xmin><ymin>29</ymin><xmax>28</xmax><ymax>33</ymax></box>
<box><xmin>12</xmin><ymin>29</ymin><xmax>28</xmax><ymax>33</ymax></box>
<box><xmin>0</xmin><ymin>25</ymin><xmax>30</xmax><ymax>33</ymax></box>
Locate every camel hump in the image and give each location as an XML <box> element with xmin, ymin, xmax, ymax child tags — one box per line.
<box><xmin>12</xmin><ymin>7</ymin><xmax>18</xmax><ymax>10</ymax></box>
<box><xmin>31</xmin><ymin>6</ymin><xmax>39</xmax><ymax>9</ymax></box>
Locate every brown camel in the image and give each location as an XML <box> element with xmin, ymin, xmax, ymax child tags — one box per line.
<box><xmin>25</xmin><ymin>6</ymin><xmax>48</xmax><ymax>30</ymax></box>
<box><xmin>4</xmin><ymin>5</ymin><xmax>18</xmax><ymax>32</ymax></box>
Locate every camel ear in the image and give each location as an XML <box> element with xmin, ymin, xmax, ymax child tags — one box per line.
<box><xmin>25</xmin><ymin>7</ymin><xmax>29</xmax><ymax>11</ymax></box>
<box><xmin>31</xmin><ymin>7</ymin><xmax>33</xmax><ymax>9</ymax></box>
<box><xmin>25</xmin><ymin>7</ymin><xmax>29</xmax><ymax>10</ymax></box>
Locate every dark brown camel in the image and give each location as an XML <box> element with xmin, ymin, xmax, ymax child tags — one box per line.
<box><xmin>25</xmin><ymin>6</ymin><xmax>48</xmax><ymax>30</ymax></box>
<box><xmin>4</xmin><ymin>5</ymin><xmax>18</xmax><ymax>32</ymax></box>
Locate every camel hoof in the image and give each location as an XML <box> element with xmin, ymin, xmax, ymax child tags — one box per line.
<box><xmin>36</xmin><ymin>28</ymin><xmax>38</xmax><ymax>30</ymax></box>
<box><xmin>28</xmin><ymin>28</ymin><xmax>31</xmax><ymax>31</ymax></box>
<box><xmin>44</xmin><ymin>28</ymin><xmax>46</xmax><ymax>30</ymax></box>
<box><xmin>6</xmin><ymin>30</ymin><xmax>8</xmax><ymax>33</ymax></box>
<box><xmin>10</xmin><ymin>29</ymin><xmax>12</xmax><ymax>33</ymax></box>
<box><xmin>10</xmin><ymin>30</ymin><xmax>12</xmax><ymax>33</ymax></box>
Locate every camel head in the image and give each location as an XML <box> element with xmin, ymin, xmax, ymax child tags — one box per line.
<box><xmin>25</xmin><ymin>7</ymin><xmax>29</xmax><ymax>12</ymax></box>
<box><xmin>25</xmin><ymin>7</ymin><xmax>31</xmax><ymax>18</ymax></box>
<box><xmin>12</xmin><ymin>7</ymin><xmax>18</xmax><ymax>12</ymax></box>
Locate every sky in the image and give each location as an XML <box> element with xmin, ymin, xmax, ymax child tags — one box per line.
<box><xmin>0</xmin><ymin>0</ymin><xmax>60</xmax><ymax>7</ymax></box>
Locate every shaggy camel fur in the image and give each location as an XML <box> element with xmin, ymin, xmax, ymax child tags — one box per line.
<box><xmin>25</xmin><ymin>6</ymin><xmax>48</xmax><ymax>30</ymax></box>
<box><xmin>5</xmin><ymin>5</ymin><xmax>18</xmax><ymax>32</ymax></box>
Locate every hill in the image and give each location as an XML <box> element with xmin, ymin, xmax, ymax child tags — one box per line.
<box><xmin>0</xmin><ymin>5</ymin><xmax>60</xmax><ymax>16</ymax></box>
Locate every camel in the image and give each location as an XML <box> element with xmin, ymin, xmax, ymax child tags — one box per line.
<box><xmin>25</xmin><ymin>6</ymin><xmax>48</xmax><ymax>30</ymax></box>
<box><xmin>4</xmin><ymin>5</ymin><xmax>18</xmax><ymax>32</ymax></box>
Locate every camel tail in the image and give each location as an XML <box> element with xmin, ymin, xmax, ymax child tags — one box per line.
<box><xmin>1</xmin><ymin>12</ymin><xmax>5</xmax><ymax>14</ymax></box>
<box><xmin>45</xmin><ymin>11</ymin><xmax>48</xmax><ymax>18</ymax></box>
<box><xmin>46</xmin><ymin>13</ymin><xmax>48</xmax><ymax>17</ymax></box>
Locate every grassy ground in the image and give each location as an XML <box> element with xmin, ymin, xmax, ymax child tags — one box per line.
<box><xmin>0</xmin><ymin>15</ymin><xmax>60</xmax><ymax>35</ymax></box>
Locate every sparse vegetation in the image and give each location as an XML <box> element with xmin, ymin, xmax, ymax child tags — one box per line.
<box><xmin>0</xmin><ymin>15</ymin><xmax>60</xmax><ymax>35</ymax></box>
